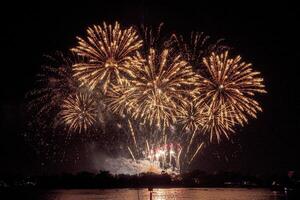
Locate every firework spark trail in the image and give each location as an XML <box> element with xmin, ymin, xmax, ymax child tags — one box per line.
<box><xmin>128</xmin><ymin>119</ymin><xmax>138</xmax><ymax>150</ymax></box>
<box><xmin>188</xmin><ymin>142</ymin><xmax>204</xmax><ymax>165</ymax></box>
<box><xmin>185</xmin><ymin>129</ymin><xmax>197</xmax><ymax>155</ymax></box>
<box><xmin>146</xmin><ymin>139</ymin><xmax>150</xmax><ymax>154</ymax></box>
<box><xmin>176</xmin><ymin>147</ymin><xmax>182</xmax><ymax>170</ymax></box>
<box><xmin>127</xmin><ymin>146</ymin><xmax>136</xmax><ymax>162</ymax></box>
<box><xmin>71</xmin><ymin>22</ymin><xmax>143</xmax><ymax>92</ymax></box>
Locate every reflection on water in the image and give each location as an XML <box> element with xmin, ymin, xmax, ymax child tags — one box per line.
<box><xmin>1</xmin><ymin>188</ymin><xmax>295</xmax><ymax>200</ymax></box>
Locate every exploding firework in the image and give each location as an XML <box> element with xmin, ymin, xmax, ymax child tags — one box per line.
<box><xmin>105</xmin><ymin>78</ymin><xmax>135</xmax><ymax>116</ymax></box>
<box><xmin>139</xmin><ymin>23</ymin><xmax>171</xmax><ymax>52</ymax></box>
<box><xmin>198</xmin><ymin>51</ymin><xmax>266</xmax><ymax>125</ymax></box>
<box><xmin>176</xmin><ymin>100</ymin><xmax>205</xmax><ymax>155</ymax></box>
<box><xmin>201</xmin><ymin>103</ymin><xmax>236</xmax><ymax>142</ymax></box>
<box><xmin>71</xmin><ymin>22</ymin><xmax>143</xmax><ymax>92</ymax></box>
<box><xmin>169</xmin><ymin>32</ymin><xmax>227</xmax><ymax>69</ymax></box>
<box><xmin>177</xmin><ymin>99</ymin><xmax>237</xmax><ymax>143</ymax></box>
<box><xmin>26</xmin><ymin>52</ymin><xmax>82</xmax><ymax>121</ymax></box>
<box><xmin>58</xmin><ymin>92</ymin><xmax>98</xmax><ymax>133</ymax></box>
<box><xmin>125</xmin><ymin>48</ymin><xmax>199</xmax><ymax>127</ymax></box>
<box><xmin>177</xmin><ymin>100</ymin><xmax>204</xmax><ymax>133</ymax></box>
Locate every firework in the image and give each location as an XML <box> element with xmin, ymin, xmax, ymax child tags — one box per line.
<box><xmin>169</xmin><ymin>32</ymin><xmax>227</xmax><ymax>69</ymax></box>
<box><xmin>177</xmin><ymin>100</ymin><xmax>205</xmax><ymax>155</ymax></box>
<box><xmin>201</xmin><ymin>103</ymin><xmax>236</xmax><ymax>142</ymax></box>
<box><xmin>71</xmin><ymin>22</ymin><xmax>143</xmax><ymax>92</ymax></box>
<box><xmin>25</xmin><ymin>21</ymin><xmax>268</xmax><ymax>173</ymax></box>
<box><xmin>177</xmin><ymin>100</ymin><xmax>204</xmax><ymax>133</ymax></box>
<box><xmin>198</xmin><ymin>51</ymin><xmax>266</xmax><ymax>125</ymax></box>
<box><xmin>105</xmin><ymin>78</ymin><xmax>135</xmax><ymax>116</ymax></box>
<box><xmin>139</xmin><ymin>23</ymin><xmax>169</xmax><ymax>52</ymax></box>
<box><xmin>143</xmin><ymin>143</ymin><xmax>181</xmax><ymax>171</ymax></box>
<box><xmin>58</xmin><ymin>92</ymin><xmax>98</xmax><ymax>133</ymax></box>
<box><xmin>125</xmin><ymin>48</ymin><xmax>199</xmax><ymax>127</ymax></box>
<box><xmin>27</xmin><ymin>53</ymin><xmax>81</xmax><ymax>117</ymax></box>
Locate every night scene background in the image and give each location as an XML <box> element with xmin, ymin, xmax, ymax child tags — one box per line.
<box><xmin>0</xmin><ymin>1</ymin><xmax>300</xmax><ymax>198</ymax></box>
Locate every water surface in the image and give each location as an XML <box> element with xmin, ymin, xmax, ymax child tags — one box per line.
<box><xmin>1</xmin><ymin>188</ymin><xmax>294</xmax><ymax>200</ymax></box>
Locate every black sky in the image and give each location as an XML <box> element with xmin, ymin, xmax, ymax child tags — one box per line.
<box><xmin>0</xmin><ymin>1</ymin><xmax>299</xmax><ymax>175</ymax></box>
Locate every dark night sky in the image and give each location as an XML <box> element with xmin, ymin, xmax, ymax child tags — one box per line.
<box><xmin>0</xmin><ymin>1</ymin><xmax>299</xmax><ymax>175</ymax></box>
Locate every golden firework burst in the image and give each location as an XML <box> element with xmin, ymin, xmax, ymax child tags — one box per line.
<box><xmin>71</xmin><ymin>21</ymin><xmax>143</xmax><ymax>92</ymax></box>
<box><xmin>58</xmin><ymin>92</ymin><xmax>98</xmax><ymax>133</ymax></box>
<box><xmin>198</xmin><ymin>51</ymin><xmax>266</xmax><ymax>125</ymax></box>
<box><xmin>125</xmin><ymin>48</ymin><xmax>200</xmax><ymax>127</ymax></box>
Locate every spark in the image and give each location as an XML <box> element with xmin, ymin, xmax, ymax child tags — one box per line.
<box><xmin>188</xmin><ymin>142</ymin><xmax>204</xmax><ymax>165</ymax></box>
<box><xmin>128</xmin><ymin>146</ymin><xmax>136</xmax><ymax>162</ymax></box>
<box><xmin>128</xmin><ymin>119</ymin><xmax>138</xmax><ymax>150</ymax></box>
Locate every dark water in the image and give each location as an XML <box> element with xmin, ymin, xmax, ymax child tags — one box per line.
<box><xmin>1</xmin><ymin>188</ymin><xmax>298</xmax><ymax>200</ymax></box>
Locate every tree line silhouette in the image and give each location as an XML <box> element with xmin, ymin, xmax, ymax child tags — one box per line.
<box><xmin>1</xmin><ymin>170</ymin><xmax>298</xmax><ymax>189</ymax></box>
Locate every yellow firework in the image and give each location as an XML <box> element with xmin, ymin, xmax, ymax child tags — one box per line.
<box><xmin>126</xmin><ymin>48</ymin><xmax>200</xmax><ymax>127</ymax></box>
<box><xmin>58</xmin><ymin>92</ymin><xmax>97</xmax><ymax>133</ymax></box>
<box><xmin>199</xmin><ymin>51</ymin><xmax>266</xmax><ymax>125</ymax></box>
<box><xmin>71</xmin><ymin>21</ymin><xmax>143</xmax><ymax>92</ymax></box>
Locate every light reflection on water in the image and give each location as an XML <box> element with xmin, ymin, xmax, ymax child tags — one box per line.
<box><xmin>36</xmin><ymin>188</ymin><xmax>289</xmax><ymax>200</ymax></box>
